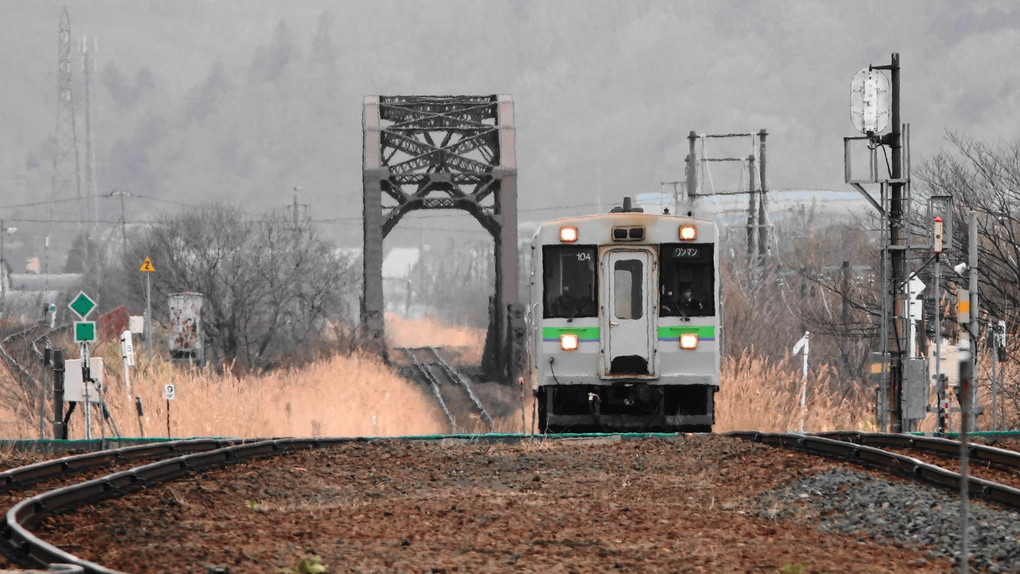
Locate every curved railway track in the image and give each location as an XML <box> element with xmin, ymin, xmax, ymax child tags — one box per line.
<box><xmin>731</xmin><ymin>431</ymin><xmax>1020</xmax><ymax>508</ymax></box>
<box><xmin>0</xmin><ymin>431</ymin><xmax>1016</xmax><ymax>572</ymax></box>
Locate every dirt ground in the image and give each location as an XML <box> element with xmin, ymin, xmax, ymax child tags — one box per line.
<box><xmin>19</xmin><ymin>434</ymin><xmax>962</xmax><ymax>573</ymax></box>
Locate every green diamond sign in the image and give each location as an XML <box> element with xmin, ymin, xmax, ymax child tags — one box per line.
<box><xmin>69</xmin><ymin>291</ymin><xmax>97</xmax><ymax>319</ymax></box>
<box><xmin>74</xmin><ymin>321</ymin><xmax>96</xmax><ymax>343</ymax></box>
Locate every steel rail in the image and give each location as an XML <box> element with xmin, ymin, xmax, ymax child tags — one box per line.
<box><xmin>4</xmin><ymin>432</ymin><xmax>658</xmax><ymax>571</ymax></box>
<box><xmin>423</xmin><ymin>347</ymin><xmax>493</xmax><ymax>428</ymax></box>
<box><xmin>729</xmin><ymin>432</ymin><xmax>1020</xmax><ymax>510</ymax></box>
<box><xmin>818</xmin><ymin>430</ymin><xmax>1020</xmax><ymax>474</ymax></box>
<box><xmin>0</xmin><ymin>438</ymin><xmax>252</xmax><ymax>493</ymax></box>
<box><xmin>0</xmin><ymin>439</ymin><xmax>263</xmax><ymax>570</ymax></box>
<box><xmin>3</xmin><ymin>437</ymin><xmax>352</xmax><ymax>572</ymax></box>
<box><xmin>399</xmin><ymin>347</ymin><xmax>457</xmax><ymax>432</ymax></box>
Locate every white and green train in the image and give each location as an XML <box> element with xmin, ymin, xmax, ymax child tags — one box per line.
<box><xmin>529</xmin><ymin>200</ymin><xmax>721</xmax><ymax>432</ymax></box>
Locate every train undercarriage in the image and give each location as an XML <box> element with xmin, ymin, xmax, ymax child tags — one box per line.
<box><xmin>536</xmin><ymin>382</ymin><xmax>716</xmax><ymax>433</ymax></box>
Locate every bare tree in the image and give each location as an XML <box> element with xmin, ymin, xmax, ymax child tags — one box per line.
<box><xmin>409</xmin><ymin>239</ymin><xmax>493</xmax><ymax>328</ymax></box>
<box><xmin>126</xmin><ymin>204</ymin><xmax>355</xmax><ymax>370</ymax></box>
<box><xmin>916</xmin><ymin>133</ymin><xmax>1020</xmax><ymax>322</ymax></box>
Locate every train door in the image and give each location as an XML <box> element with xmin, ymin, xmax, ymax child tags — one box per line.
<box><xmin>601</xmin><ymin>249</ymin><xmax>656</xmax><ymax>377</ymax></box>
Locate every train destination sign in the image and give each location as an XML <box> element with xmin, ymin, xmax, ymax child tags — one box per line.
<box><xmin>68</xmin><ymin>291</ymin><xmax>97</xmax><ymax>319</ymax></box>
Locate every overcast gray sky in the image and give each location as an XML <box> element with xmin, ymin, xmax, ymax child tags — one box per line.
<box><xmin>1</xmin><ymin>0</ymin><xmax>1018</xmax><ymax>248</ymax></box>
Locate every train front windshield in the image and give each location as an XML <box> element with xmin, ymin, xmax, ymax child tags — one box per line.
<box><xmin>659</xmin><ymin>243</ymin><xmax>715</xmax><ymax>317</ymax></box>
<box><xmin>543</xmin><ymin>245</ymin><xmax>598</xmax><ymax>319</ymax></box>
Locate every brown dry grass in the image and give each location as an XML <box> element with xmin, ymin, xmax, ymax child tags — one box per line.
<box><xmin>714</xmin><ymin>350</ymin><xmax>873</xmax><ymax>433</ymax></box>
<box><xmin>384</xmin><ymin>313</ymin><xmax>485</xmax><ymax>365</ymax></box>
<box><xmin>56</xmin><ymin>317</ymin><xmax>488</xmax><ymax>440</ymax></box>
<box><xmin>80</xmin><ymin>315</ymin><xmax>491</xmax><ymax>440</ymax></box>
<box><xmin>12</xmin><ymin>314</ymin><xmax>1016</xmax><ymax>440</ymax></box>
<box><xmin>911</xmin><ymin>354</ymin><xmax>1020</xmax><ymax>433</ymax></box>
<box><xmin>82</xmin><ymin>351</ymin><xmax>447</xmax><ymax>440</ymax></box>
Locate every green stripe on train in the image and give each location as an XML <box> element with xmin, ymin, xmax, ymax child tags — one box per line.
<box><xmin>541</xmin><ymin>325</ymin><xmax>715</xmax><ymax>341</ymax></box>
<box><xmin>542</xmin><ymin>326</ymin><xmax>600</xmax><ymax>341</ymax></box>
<box><xmin>657</xmin><ymin>325</ymin><xmax>716</xmax><ymax>340</ymax></box>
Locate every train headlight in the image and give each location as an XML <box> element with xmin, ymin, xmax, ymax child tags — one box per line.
<box><xmin>559</xmin><ymin>226</ymin><xmax>578</xmax><ymax>243</ymax></box>
<box><xmin>679</xmin><ymin>225</ymin><xmax>697</xmax><ymax>241</ymax></box>
<box><xmin>560</xmin><ymin>333</ymin><xmax>579</xmax><ymax>351</ymax></box>
<box><xmin>679</xmin><ymin>333</ymin><xmax>699</xmax><ymax>350</ymax></box>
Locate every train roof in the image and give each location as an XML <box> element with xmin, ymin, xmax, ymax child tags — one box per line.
<box><xmin>536</xmin><ymin>210</ymin><xmax>714</xmax><ymax>226</ymax></box>
<box><xmin>531</xmin><ymin>211</ymin><xmax>718</xmax><ymax>243</ymax></box>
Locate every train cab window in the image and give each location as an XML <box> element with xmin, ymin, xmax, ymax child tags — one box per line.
<box><xmin>659</xmin><ymin>243</ymin><xmax>715</xmax><ymax>317</ymax></box>
<box><xmin>543</xmin><ymin>245</ymin><xmax>598</xmax><ymax>319</ymax></box>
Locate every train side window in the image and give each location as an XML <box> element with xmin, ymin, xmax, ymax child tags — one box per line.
<box><xmin>659</xmin><ymin>243</ymin><xmax>715</xmax><ymax>317</ymax></box>
<box><xmin>542</xmin><ymin>245</ymin><xmax>598</xmax><ymax>319</ymax></box>
<box><xmin>613</xmin><ymin>259</ymin><xmax>643</xmax><ymax>319</ymax></box>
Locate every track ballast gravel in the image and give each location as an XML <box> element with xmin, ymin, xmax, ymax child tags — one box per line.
<box><xmin>16</xmin><ymin>434</ymin><xmax>1013</xmax><ymax>572</ymax></box>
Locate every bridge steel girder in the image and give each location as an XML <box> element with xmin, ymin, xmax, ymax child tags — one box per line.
<box><xmin>362</xmin><ymin>95</ymin><xmax>518</xmax><ymax>380</ymax></box>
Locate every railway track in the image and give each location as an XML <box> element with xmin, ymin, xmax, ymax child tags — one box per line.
<box><xmin>731</xmin><ymin>431</ymin><xmax>1020</xmax><ymax>508</ymax></box>
<box><xmin>396</xmin><ymin>346</ymin><xmax>493</xmax><ymax>433</ymax></box>
<box><xmin>0</xmin><ymin>437</ymin><xmax>292</xmax><ymax>572</ymax></box>
<box><xmin>0</xmin><ymin>431</ymin><xmax>1017</xmax><ymax>572</ymax></box>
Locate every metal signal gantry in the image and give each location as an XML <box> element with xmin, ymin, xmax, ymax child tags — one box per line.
<box><xmin>362</xmin><ymin>95</ymin><xmax>519</xmax><ymax>379</ymax></box>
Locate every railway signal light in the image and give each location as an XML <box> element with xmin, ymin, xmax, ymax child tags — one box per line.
<box><xmin>934</xmin><ymin>216</ymin><xmax>943</xmax><ymax>254</ymax></box>
<box><xmin>850</xmin><ymin>68</ymin><xmax>891</xmax><ymax>135</ymax></box>
<box><xmin>559</xmin><ymin>226</ymin><xmax>578</xmax><ymax>243</ymax></box>
<box><xmin>957</xmin><ymin>288</ymin><xmax>970</xmax><ymax>324</ymax></box>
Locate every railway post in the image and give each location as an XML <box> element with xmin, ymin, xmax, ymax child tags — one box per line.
<box><xmin>757</xmin><ymin>129</ymin><xmax>769</xmax><ymax>262</ymax></box>
<box><xmin>966</xmin><ymin>210</ymin><xmax>980</xmax><ymax>431</ymax></box>
<box><xmin>880</xmin><ymin>53</ymin><xmax>906</xmax><ymax>433</ymax></box>
<box><xmin>81</xmin><ymin>342</ymin><xmax>93</xmax><ymax>441</ymax></box>
<box><xmin>52</xmin><ymin>349</ymin><xmax>65</xmax><ymax>440</ymax></box>
<box><xmin>135</xmin><ymin>396</ymin><xmax>145</xmax><ymax>438</ymax></box>
<box><xmin>958</xmin><ymin>336</ymin><xmax>973</xmax><ymax>572</ymax></box>
<box><xmin>933</xmin><ymin>216</ymin><xmax>946</xmax><ymax>435</ymax></box>
<box><xmin>793</xmin><ymin>331</ymin><xmax>809</xmax><ymax>432</ymax></box>
<box><xmin>846</xmin><ymin>54</ymin><xmax>906</xmax><ymax>432</ymax></box>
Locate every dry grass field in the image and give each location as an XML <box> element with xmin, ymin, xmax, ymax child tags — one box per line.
<box><xmin>1</xmin><ymin>315</ymin><xmax>1015</xmax><ymax>439</ymax></box>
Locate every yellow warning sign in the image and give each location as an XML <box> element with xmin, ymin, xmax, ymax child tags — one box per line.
<box><xmin>139</xmin><ymin>257</ymin><xmax>156</xmax><ymax>272</ymax></box>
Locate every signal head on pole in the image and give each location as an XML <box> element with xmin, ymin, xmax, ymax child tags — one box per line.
<box><xmin>933</xmin><ymin>216</ymin><xmax>943</xmax><ymax>254</ymax></box>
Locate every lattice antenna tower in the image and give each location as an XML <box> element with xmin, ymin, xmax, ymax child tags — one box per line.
<box><xmin>82</xmin><ymin>34</ymin><xmax>99</xmax><ymax>233</ymax></box>
<box><xmin>48</xmin><ymin>7</ymin><xmax>83</xmax><ymax>276</ymax></box>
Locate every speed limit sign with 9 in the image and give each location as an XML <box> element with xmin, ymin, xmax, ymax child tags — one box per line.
<box><xmin>165</xmin><ymin>384</ymin><xmax>176</xmax><ymax>400</ymax></box>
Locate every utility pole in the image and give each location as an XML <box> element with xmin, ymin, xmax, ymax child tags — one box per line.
<box><xmin>659</xmin><ymin>181</ymin><xmax>683</xmax><ymax>215</ymax></box>
<box><xmin>0</xmin><ymin>220</ymin><xmax>11</xmax><ymax>317</ymax></box>
<box><xmin>109</xmin><ymin>189</ymin><xmax>130</xmax><ymax>255</ymax></box>
<box><xmin>757</xmin><ymin>129</ymin><xmax>769</xmax><ymax>261</ymax></box>
<box><xmin>869</xmin><ymin>53</ymin><xmax>905</xmax><ymax>433</ymax></box>
<box><xmin>934</xmin><ymin>216</ymin><xmax>946</xmax><ymax>435</ymax></box>
<box><xmin>287</xmin><ymin>186</ymin><xmax>308</xmax><ymax>240</ymax></box>
<box><xmin>847</xmin><ymin>54</ymin><xmax>909</xmax><ymax>431</ymax></box>
<box><xmin>746</xmin><ymin>154</ymin><xmax>757</xmax><ymax>266</ymax></box>
<box><xmin>966</xmin><ymin>210</ymin><xmax>980</xmax><ymax>431</ymax></box>
<box><xmin>685</xmin><ymin>129</ymin><xmax>770</xmax><ymax>265</ymax></box>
